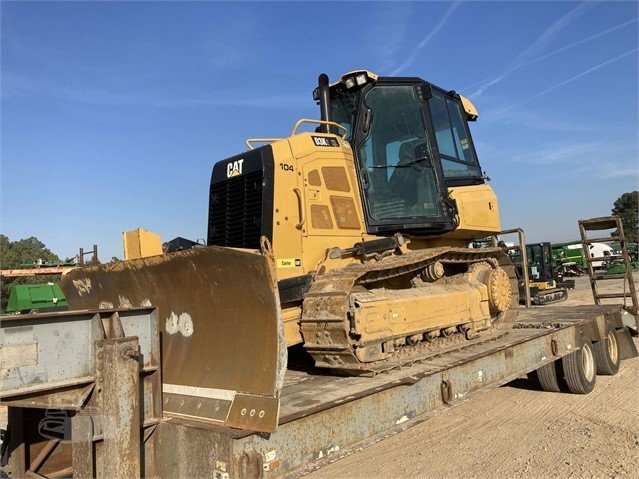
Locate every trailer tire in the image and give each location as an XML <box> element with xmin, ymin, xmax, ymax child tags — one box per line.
<box><xmin>562</xmin><ymin>332</ymin><xmax>596</xmax><ymax>394</ymax></box>
<box><xmin>536</xmin><ymin>361</ymin><xmax>563</xmax><ymax>392</ymax></box>
<box><xmin>593</xmin><ymin>320</ymin><xmax>620</xmax><ymax>375</ymax></box>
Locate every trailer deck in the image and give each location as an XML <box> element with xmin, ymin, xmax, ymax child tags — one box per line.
<box><xmin>1</xmin><ymin>304</ymin><xmax>637</xmax><ymax>478</ymax></box>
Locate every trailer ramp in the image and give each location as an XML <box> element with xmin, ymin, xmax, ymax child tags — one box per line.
<box><xmin>579</xmin><ymin>215</ymin><xmax>638</xmax><ymax>332</ymax></box>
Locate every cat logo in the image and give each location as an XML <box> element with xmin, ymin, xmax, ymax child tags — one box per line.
<box><xmin>226</xmin><ymin>159</ymin><xmax>244</xmax><ymax>178</ymax></box>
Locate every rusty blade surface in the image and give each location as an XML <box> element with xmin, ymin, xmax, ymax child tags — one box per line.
<box><xmin>60</xmin><ymin>246</ymin><xmax>286</xmax><ymax>433</ymax></box>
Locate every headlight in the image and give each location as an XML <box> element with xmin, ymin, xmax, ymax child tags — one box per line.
<box><xmin>344</xmin><ymin>76</ymin><xmax>356</xmax><ymax>89</ymax></box>
<box><xmin>355</xmin><ymin>73</ymin><xmax>367</xmax><ymax>85</ymax></box>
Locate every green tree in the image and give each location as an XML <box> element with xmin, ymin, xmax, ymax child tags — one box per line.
<box><xmin>612</xmin><ymin>191</ymin><xmax>638</xmax><ymax>243</ymax></box>
<box><xmin>1</xmin><ymin>235</ymin><xmax>62</xmax><ymax>312</ymax></box>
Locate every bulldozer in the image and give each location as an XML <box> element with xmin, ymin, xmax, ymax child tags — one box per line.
<box><xmin>60</xmin><ymin>70</ymin><xmax>518</xmax><ymax>432</ymax></box>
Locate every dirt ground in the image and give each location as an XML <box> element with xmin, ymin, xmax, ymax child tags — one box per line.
<box><xmin>1</xmin><ymin>274</ymin><xmax>638</xmax><ymax>478</ymax></box>
<box><xmin>303</xmin><ymin>273</ymin><xmax>639</xmax><ymax>479</ymax></box>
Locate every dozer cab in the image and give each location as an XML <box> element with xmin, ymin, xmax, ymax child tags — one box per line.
<box><xmin>60</xmin><ymin>71</ymin><xmax>518</xmax><ymax>433</ymax></box>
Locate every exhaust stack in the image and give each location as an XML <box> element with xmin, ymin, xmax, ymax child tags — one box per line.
<box><xmin>318</xmin><ymin>73</ymin><xmax>331</xmax><ymax>133</ymax></box>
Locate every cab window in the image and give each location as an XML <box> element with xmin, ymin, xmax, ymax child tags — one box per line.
<box><xmin>428</xmin><ymin>90</ymin><xmax>482</xmax><ymax>180</ymax></box>
<box><xmin>357</xmin><ymin>85</ymin><xmax>440</xmax><ymax>220</ymax></box>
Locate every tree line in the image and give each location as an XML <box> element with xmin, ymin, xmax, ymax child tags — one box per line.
<box><xmin>612</xmin><ymin>191</ymin><xmax>638</xmax><ymax>243</ymax></box>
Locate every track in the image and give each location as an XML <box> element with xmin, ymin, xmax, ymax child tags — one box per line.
<box><xmin>532</xmin><ymin>287</ymin><xmax>569</xmax><ymax>305</ymax></box>
<box><xmin>300</xmin><ymin>246</ymin><xmax>519</xmax><ymax>375</ymax></box>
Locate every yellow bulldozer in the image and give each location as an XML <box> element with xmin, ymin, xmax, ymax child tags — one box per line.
<box><xmin>60</xmin><ymin>70</ymin><xmax>518</xmax><ymax>432</ymax></box>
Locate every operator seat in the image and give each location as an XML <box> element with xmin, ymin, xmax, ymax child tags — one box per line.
<box><xmin>389</xmin><ymin>140</ymin><xmax>439</xmax><ymax>216</ymax></box>
<box><xmin>389</xmin><ymin>140</ymin><xmax>425</xmax><ymax>197</ymax></box>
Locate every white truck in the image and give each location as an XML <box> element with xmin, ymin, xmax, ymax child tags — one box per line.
<box><xmin>588</xmin><ymin>242</ymin><xmax>616</xmax><ymax>269</ymax></box>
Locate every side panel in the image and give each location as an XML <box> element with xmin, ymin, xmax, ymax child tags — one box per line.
<box><xmin>269</xmin><ymin>133</ymin><xmax>368</xmax><ymax>280</ymax></box>
<box><xmin>296</xmin><ymin>133</ymin><xmax>367</xmax><ymax>273</ymax></box>
<box><xmin>270</xmin><ymin>140</ymin><xmax>305</xmax><ymax>280</ymax></box>
<box><xmin>445</xmin><ymin>184</ymin><xmax>501</xmax><ymax>239</ymax></box>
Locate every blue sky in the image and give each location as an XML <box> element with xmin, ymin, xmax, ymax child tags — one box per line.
<box><xmin>1</xmin><ymin>1</ymin><xmax>637</xmax><ymax>262</ymax></box>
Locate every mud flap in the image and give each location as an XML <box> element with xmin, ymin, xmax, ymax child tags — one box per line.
<box><xmin>60</xmin><ymin>246</ymin><xmax>287</xmax><ymax>433</ymax></box>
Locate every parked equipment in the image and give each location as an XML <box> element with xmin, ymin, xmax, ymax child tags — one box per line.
<box><xmin>4</xmin><ymin>283</ymin><xmax>69</xmax><ymax>314</ymax></box>
<box><xmin>482</xmin><ymin>233</ymin><xmax>570</xmax><ymax>306</ymax></box>
<box><xmin>551</xmin><ymin>241</ymin><xmax>617</xmax><ymax>273</ymax></box>
<box><xmin>552</xmin><ymin>241</ymin><xmax>588</xmax><ymax>270</ymax></box>
<box><xmin>516</xmin><ymin>242</ymin><xmax>571</xmax><ymax>305</ymax></box>
<box><xmin>122</xmin><ymin>228</ymin><xmax>163</xmax><ymax>260</ymax></box>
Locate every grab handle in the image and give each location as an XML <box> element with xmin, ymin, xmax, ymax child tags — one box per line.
<box><xmin>293</xmin><ymin>188</ymin><xmax>305</xmax><ymax>230</ymax></box>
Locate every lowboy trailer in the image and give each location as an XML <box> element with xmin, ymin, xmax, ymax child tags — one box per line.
<box><xmin>1</xmin><ymin>303</ymin><xmax>637</xmax><ymax>478</ymax></box>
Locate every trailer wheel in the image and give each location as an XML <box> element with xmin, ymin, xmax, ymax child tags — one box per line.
<box><xmin>562</xmin><ymin>332</ymin><xmax>596</xmax><ymax>394</ymax></box>
<box><xmin>536</xmin><ymin>361</ymin><xmax>563</xmax><ymax>392</ymax></box>
<box><xmin>593</xmin><ymin>320</ymin><xmax>620</xmax><ymax>375</ymax></box>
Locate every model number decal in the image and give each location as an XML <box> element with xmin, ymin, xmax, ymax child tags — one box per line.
<box><xmin>312</xmin><ymin>136</ymin><xmax>339</xmax><ymax>147</ymax></box>
<box><xmin>279</xmin><ymin>163</ymin><xmax>294</xmax><ymax>172</ymax></box>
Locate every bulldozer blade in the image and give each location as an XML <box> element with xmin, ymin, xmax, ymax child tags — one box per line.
<box><xmin>60</xmin><ymin>246</ymin><xmax>287</xmax><ymax>433</ymax></box>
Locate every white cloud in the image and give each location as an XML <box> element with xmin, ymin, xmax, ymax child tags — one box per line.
<box><xmin>389</xmin><ymin>1</ymin><xmax>461</xmax><ymax>76</ymax></box>
<box><xmin>487</xmin><ymin>138</ymin><xmax>637</xmax><ymax>183</ymax></box>
<box><xmin>465</xmin><ymin>18</ymin><xmax>637</xmax><ymax>94</ymax></box>
<box><xmin>507</xmin><ymin>140</ymin><xmax>612</xmax><ymax>165</ymax></box>
<box><xmin>369</xmin><ymin>3</ymin><xmax>415</xmax><ymax>73</ymax></box>
<box><xmin>469</xmin><ymin>2</ymin><xmax>596</xmax><ymax>97</ymax></box>
<box><xmin>600</xmin><ymin>166</ymin><xmax>639</xmax><ymax>179</ymax></box>
<box><xmin>481</xmin><ymin>107</ymin><xmax>601</xmax><ymax>133</ymax></box>
<box><xmin>489</xmin><ymin>48</ymin><xmax>638</xmax><ymax>117</ymax></box>
<box><xmin>1</xmin><ymin>72</ymin><xmax>308</xmax><ymax>110</ymax></box>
